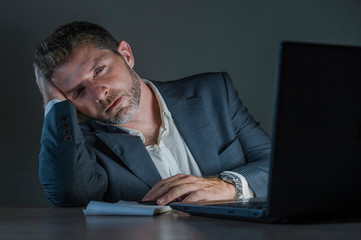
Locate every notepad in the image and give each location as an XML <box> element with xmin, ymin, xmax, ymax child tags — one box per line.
<box><xmin>83</xmin><ymin>200</ymin><xmax>172</xmax><ymax>216</ymax></box>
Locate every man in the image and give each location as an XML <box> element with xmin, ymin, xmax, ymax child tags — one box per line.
<box><xmin>34</xmin><ymin>21</ymin><xmax>271</xmax><ymax>207</ymax></box>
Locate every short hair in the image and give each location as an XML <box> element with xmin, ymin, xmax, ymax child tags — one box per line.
<box><xmin>34</xmin><ymin>21</ymin><xmax>119</xmax><ymax>80</ymax></box>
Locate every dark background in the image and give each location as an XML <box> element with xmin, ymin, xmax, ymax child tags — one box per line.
<box><xmin>1</xmin><ymin>0</ymin><xmax>360</xmax><ymax>206</ymax></box>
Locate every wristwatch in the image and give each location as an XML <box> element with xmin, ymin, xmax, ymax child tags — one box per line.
<box><xmin>218</xmin><ymin>171</ymin><xmax>244</xmax><ymax>199</ymax></box>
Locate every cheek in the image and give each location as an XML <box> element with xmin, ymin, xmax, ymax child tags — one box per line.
<box><xmin>108</xmin><ymin>72</ymin><xmax>133</xmax><ymax>89</ymax></box>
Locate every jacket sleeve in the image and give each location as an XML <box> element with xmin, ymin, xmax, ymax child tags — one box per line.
<box><xmin>39</xmin><ymin>100</ymin><xmax>108</xmax><ymax>206</ymax></box>
<box><xmin>222</xmin><ymin>72</ymin><xmax>271</xmax><ymax>197</ymax></box>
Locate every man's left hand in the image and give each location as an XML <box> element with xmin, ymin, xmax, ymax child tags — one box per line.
<box><xmin>142</xmin><ymin>174</ymin><xmax>236</xmax><ymax>205</ymax></box>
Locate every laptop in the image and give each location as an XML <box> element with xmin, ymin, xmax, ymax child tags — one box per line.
<box><xmin>170</xmin><ymin>42</ymin><xmax>361</xmax><ymax>222</ymax></box>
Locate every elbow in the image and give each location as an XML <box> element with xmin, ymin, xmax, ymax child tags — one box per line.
<box><xmin>41</xmin><ymin>177</ymin><xmax>107</xmax><ymax>207</ymax></box>
<box><xmin>43</xmin><ymin>187</ymin><xmax>88</xmax><ymax>207</ymax></box>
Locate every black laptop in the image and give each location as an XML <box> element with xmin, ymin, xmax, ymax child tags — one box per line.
<box><xmin>170</xmin><ymin>42</ymin><xmax>361</xmax><ymax>222</ymax></box>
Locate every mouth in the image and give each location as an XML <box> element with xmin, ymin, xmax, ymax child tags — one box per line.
<box><xmin>106</xmin><ymin>97</ymin><xmax>122</xmax><ymax>113</ymax></box>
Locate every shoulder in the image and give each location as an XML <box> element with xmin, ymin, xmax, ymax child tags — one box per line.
<box><xmin>172</xmin><ymin>71</ymin><xmax>231</xmax><ymax>86</ymax></box>
<box><xmin>150</xmin><ymin>72</ymin><xmax>234</xmax><ymax>95</ymax></box>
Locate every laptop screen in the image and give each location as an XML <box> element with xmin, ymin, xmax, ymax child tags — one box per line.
<box><xmin>268</xmin><ymin>42</ymin><xmax>361</xmax><ymax>220</ymax></box>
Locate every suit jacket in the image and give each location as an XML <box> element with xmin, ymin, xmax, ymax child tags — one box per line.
<box><xmin>39</xmin><ymin>72</ymin><xmax>271</xmax><ymax>206</ymax></box>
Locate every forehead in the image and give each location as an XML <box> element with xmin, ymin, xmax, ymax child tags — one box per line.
<box><xmin>58</xmin><ymin>44</ymin><xmax>105</xmax><ymax>74</ymax></box>
<box><xmin>51</xmin><ymin>44</ymin><xmax>110</xmax><ymax>88</ymax></box>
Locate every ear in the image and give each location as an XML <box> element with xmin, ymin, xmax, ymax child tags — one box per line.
<box><xmin>117</xmin><ymin>40</ymin><xmax>135</xmax><ymax>69</ymax></box>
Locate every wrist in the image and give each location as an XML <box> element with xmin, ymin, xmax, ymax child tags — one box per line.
<box><xmin>44</xmin><ymin>99</ymin><xmax>66</xmax><ymax>116</ymax></box>
<box><xmin>218</xmin><ymin>172</ymin><xmax>244</xmax><ymax>199</ymax></box>
<box><xmin>43</xmin><ymin>94</ymin><xmax>66</xmax><ymax>108</ymax></box>
<box><xmin>223</xmin><ymin>180</ymin><xmax>237</xmax><ymax>199</ymax></box>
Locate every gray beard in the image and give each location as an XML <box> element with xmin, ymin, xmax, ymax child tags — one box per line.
<box><xmin>96</xmin><ymin>69</ymin><xmax>141</xmax><ymax>125</ymax></box>
<box><xmin>100</xmin><ymin>103</ymin><xmax>139</xmax><ymax>125</ymax></box>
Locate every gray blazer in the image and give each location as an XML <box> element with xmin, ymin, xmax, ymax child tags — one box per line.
<box><xmin>39</xmin><ymin>72</ymin><xmax>271</xmax><ymax>206</ymax></box>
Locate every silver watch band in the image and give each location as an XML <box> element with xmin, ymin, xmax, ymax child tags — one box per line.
<box><xmin>218</xmin><ymin>171</ymin><xmax>244</xmax><ymax>199</ymax></box>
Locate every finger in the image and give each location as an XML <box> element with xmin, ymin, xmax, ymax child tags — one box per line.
<box><xmin>157</xmin><ymin>176</ymin><xmax>213</xmax><ymax>205</ymax></box>
<box><xmin>152</xmin><ymin>175</ymin><xmax>198</xmax><ymax>200</ymax></box>
<box><xmin>181</xmin><ymin>180</ymin><xmax>236</xmax><ymax>202</ymax></box>
<box><xmin>142</xmin><ymin>174</ymin><xmax>188</xmax><ymax>201</ymax></box>
<box><xmin>34</xmin><ymin>67</ymin><xmax>45</xmax><ymax>91</ymax></box>
<box><xmin>142</xmin><ymin>174</ymin><xmax>187</xmax><ymax>201</ymax></box>
<box><xmin>156</xmin><ymin>181</ymin><xmax>202</xmax><ymax>205</ymax></box>
<box><xmin>182</xmin><ymin>190</ymin><xmax>208</xmax><ymax>203</ymax></box>
<box><xmin>34</xmin><ymin>65</ymin><xmax>40</xmax><ymax>79</ymax></box>
<box><xmin>142</xmin><ymin>174</ymin><xmax>183</xmax><ymax>199</ymax></box>
<box><xmin>34</xmin><ymin>66</ymin><xmax>46</xmax><ymax>87</ymax></box>
<box><xmin>142</xmin><ymin>174</ymin><xmax>197</xmax><ymax>202</ymax></box>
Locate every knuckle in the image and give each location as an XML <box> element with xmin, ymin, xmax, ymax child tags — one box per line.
<box><xmin>189</xmin><ymin>175</ymin><xmax>197</xmax><ymax>180</ymax></box>
<box><xmin>164</xmin><ymin>181</ymin><xmax>174</xmax><ymax>188</ymax></box>
<box><xmin>175</xmin><ymin>173</ymin><xmax>185</xmax><ymax>177</ymax></box>
<box><xmin>192</xmin><ymin>191</ymin><xmax>201</xmax><ymax>199</ymax></box>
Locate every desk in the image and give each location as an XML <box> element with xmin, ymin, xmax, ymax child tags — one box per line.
<box><xmin>1</xmin><ymin>207</ymin><xmax>360</xmax><ymax>240</ymax></box>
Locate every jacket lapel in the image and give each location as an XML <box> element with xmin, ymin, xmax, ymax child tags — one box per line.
<box><xmin>87</xmin><ymin>122</ymin><xmax>162</xmax><ymax>187</ymax></box>
<box><xmin>154</xmin><ymin>81</ymin><xmax>221</xmax><ymax>176</ymax></box>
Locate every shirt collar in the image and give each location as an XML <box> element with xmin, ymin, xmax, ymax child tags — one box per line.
<box><xmin>143</xmin><ymin>79</ymin><xmax>172</xmax><ymax>120</ymax></box>
<box><xmin>117</xmin><ymin>79</ymin><xmax>172</xmax><ymax>142</ymax></box>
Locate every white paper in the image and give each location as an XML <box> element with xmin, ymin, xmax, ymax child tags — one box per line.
<box><xmin>83</xmin><ymin>200</ymin><xmax>172</xmax><ymax>216</ymax></box>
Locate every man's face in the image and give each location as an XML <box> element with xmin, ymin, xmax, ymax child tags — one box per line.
<box><xmin>51</xmin><ymin>44</ymin><xmax>141</xmax><ymax>125</ymax></box>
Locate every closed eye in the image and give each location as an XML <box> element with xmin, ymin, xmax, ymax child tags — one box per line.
<box><xmin>74</xmin><ymin>87</ymin><xmax>85</xmax><ymax>99</ymax></box>
<box><xmin>95</xmin><ymin>66</ymin><xmax>105</xmax><ymax>76</ymax></box>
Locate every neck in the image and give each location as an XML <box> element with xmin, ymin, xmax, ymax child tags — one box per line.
<box><xmin>119</xmin><ymin>80</ymin><xmax>162</xmax><ymax>131</ymax></box>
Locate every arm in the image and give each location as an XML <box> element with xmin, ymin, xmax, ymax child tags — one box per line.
<box><xmin>222</xmin><ymin>71</ymin><xmax>271</xmax><ymax>198</ymax></box>
<box><xmin>143</xmin><ymin>72</ymin><xmax>271</xmax><ymax>205</ymax></box>
<box><xmin>35</xmin><ymin>67</ymin><xmax>108</xmax><ymax>206</ymax></box>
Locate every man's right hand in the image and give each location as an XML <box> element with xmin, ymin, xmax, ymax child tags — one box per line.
<box><xmin>34</xmin><ymin>65</ymin><xmax>67</xmax><ymax>108</ymax></box>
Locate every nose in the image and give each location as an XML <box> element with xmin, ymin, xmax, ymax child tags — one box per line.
<box><xmin>89</xmin><ymin>83</ymin><xmax>109</xmax><ymax>102</ymax></box>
